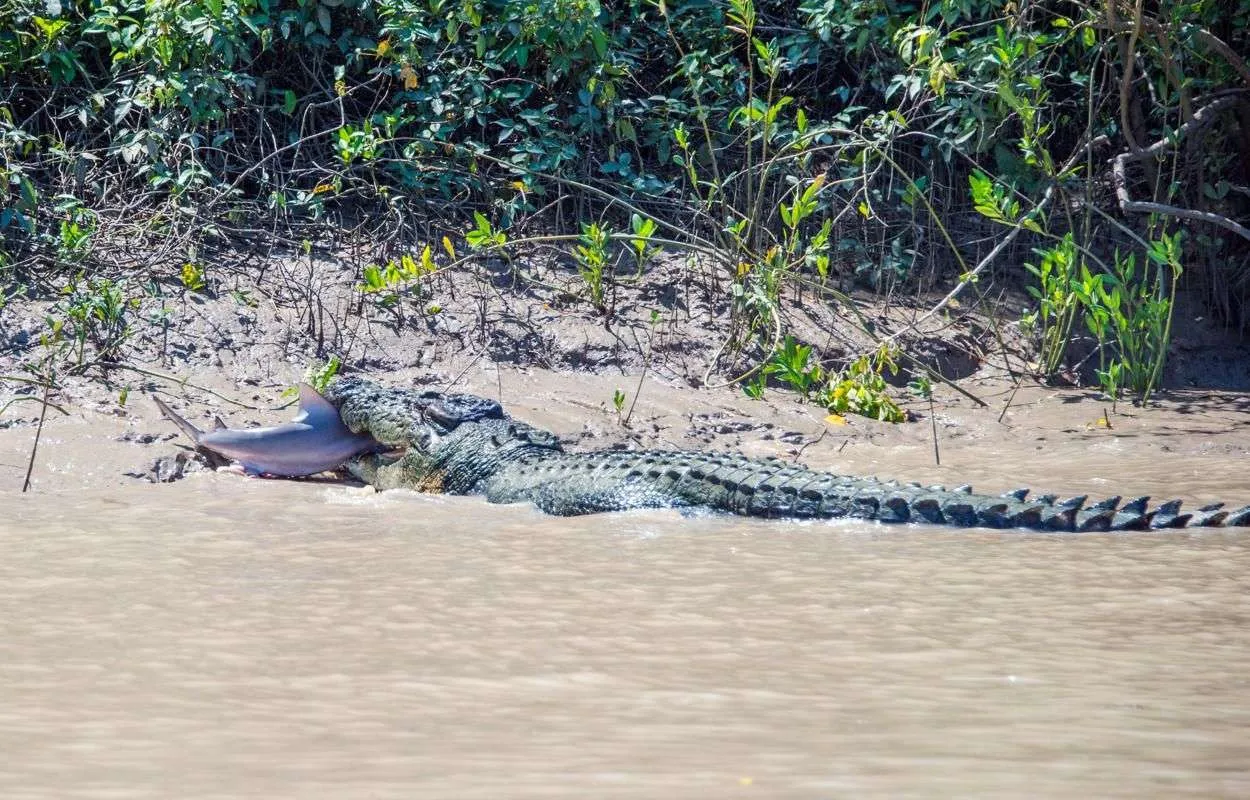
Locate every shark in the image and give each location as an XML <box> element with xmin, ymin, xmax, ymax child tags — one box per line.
<box><xmin>153</xmin><ymin>384</ymin><xmax>381</xmax><ymax>477</ymax></box>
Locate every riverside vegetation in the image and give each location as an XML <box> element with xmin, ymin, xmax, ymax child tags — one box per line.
<box><xmin>2</xmin><ymin>0</ymin><xmax>1249</xmax><ymax>422</ymax></box>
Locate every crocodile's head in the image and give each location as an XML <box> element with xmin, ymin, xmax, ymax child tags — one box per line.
<box><xmin>322</xmin><ymin>376</ymin><xmax>562</xmax><ymax>492</ymax></box>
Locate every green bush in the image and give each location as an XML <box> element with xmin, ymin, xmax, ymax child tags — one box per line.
<box><xmin>0</xmin><ymin>0</ymin><xmax>1247</xmax><ymax>381</ymax></box>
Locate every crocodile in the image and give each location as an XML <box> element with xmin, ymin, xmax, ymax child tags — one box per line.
<box><xmin>321</xmin><ymin>376</ymin><xmax>1250</xmax><ymax>531</ymax></box>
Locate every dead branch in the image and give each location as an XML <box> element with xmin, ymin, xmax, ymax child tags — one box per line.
<box><xmin>1111</xmin><ymin>94</ymin><xmax>1250</xmax><ymax>242</ymax></box>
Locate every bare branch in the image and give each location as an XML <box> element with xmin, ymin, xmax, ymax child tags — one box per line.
<box><xmin>1112</xmin><ymin>94</ymin><xmax>1250</xmax><ymax>242</ymax></box>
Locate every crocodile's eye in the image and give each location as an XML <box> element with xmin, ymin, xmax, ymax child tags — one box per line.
<box><xmin>424</xmin><ymin>395</ymin><xmax>503</xmax><ymax>430</ymax></box>
<box><xmin>425</xmin><ymin>402</ymin><xmax>459</xmax><ymax>431</ymax></box>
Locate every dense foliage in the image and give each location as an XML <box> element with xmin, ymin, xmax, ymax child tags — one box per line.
<box><xmin>2</xmin><ymin>0</ymin><xmax>1249</xmax><ymax>397</ymax></box>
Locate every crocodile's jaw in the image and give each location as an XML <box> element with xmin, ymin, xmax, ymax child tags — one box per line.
<box><xmin>325</xmin><ymin>376</ymin><xmax>563</xmax><ymax>494</ymax></box>
<box><xmin>344</xmin><ymin>449</ymin><xmax>447</xmax><ymax>492</ymax></box>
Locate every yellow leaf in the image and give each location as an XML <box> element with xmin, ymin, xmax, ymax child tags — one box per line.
<box><xmin>510</xmin><ymin>180</ymin><xmax>527</xmax><ymax>191</ymax></box>
<box><xmin>313</xmin><ymin>182</ymin><xmax>334</xmax><ymax>194</ymax></box>
<box><xmin>399</xmin><ymin>64</ymin><xmax>418</xmax><ymax>90</ymax></box>
<box><xmin>376</xmin><ymin>38</ymin><xmax>390</xmax><ymax>56</ymax></box>
<box><xmin>825</xmin><ymin>413</ymin><xmax>848</xmax><ymax>425</ymax></box>
<box><xmin>857</xmin><ymin>201</ymin><xmax>870</xmax><ymax>218</ymax></box>
<box><xmin>442</xmin><ymin>236</ymin><xmax>456</xmax><ymax>260</ymax></box>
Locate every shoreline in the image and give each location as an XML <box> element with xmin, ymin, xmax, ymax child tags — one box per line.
<box><xmin>3</xmin><ymin>251</ymin><xmax>1249</xmax><ymax>507</ymax></box>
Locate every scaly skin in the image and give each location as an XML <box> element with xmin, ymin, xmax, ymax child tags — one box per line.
<box><xmin>323</xmin><ymin>377</ymin><xmax>1250</xmax><ymax>531</ymax></box>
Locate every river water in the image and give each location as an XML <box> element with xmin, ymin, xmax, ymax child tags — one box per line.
<box><xmin>3</xmin><ymin>474</ymin><xmax>1250</xmax><ymax>798</ymax></box>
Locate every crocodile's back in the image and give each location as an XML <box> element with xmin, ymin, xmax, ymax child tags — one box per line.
<box><xmin>482</xmin><ymin>450</ymin><xmax>1246</xmax><ymax>530</ymax></box>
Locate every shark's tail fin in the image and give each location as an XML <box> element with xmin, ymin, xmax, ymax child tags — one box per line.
<box><xmin>153</xmin><ymin>396</ymin><xmax>205</xmax><ymax>445</ymax></box>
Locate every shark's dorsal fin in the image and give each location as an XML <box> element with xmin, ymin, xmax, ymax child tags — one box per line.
<box><xmin>293</xmin><ymin>383</ymin><xmax>341</xmax><ymax>425</ymax></box>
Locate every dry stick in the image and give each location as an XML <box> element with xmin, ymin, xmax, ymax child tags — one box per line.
<box><xmin>623</xmin><ymin>315</ymin><xmax>661</xmax><ymax>427</ymax></box>
<box><xmin>21</xmin><ymin>382</ymin><xmax>51</xmax><ymax>493</ymax></box>
<box><xmin>1112</xmin><ymin>94</ymin><xmax>1250</xmax><ymax>242</ymax></box>
<box><xmin>893</xmin><ymin>135</ymin><xmax>1110</xmax><ymax>338</ymax></box>
<box><xmin>439</xmin><ymin>349</ymin><xmax>487</xmax><ymax>393</ymax></box>
<box><xmin>105</xmin><ymin>364</ymin><xmax>280</xmax><ymax>410</ymax></box>
<box><xmin>928</xmin><ymin>392</ymin><xmax>940</xmax><ymax>466</ymax></box>
<box><xmin>0</xmin><ymin>394</ymin><xmax>69</xmax><ymax>417</ymax></box>
<box><xmin>700</xmin><ymin>302</ymin><xmax>784</xmax><ymax>391</ymax></box>
<box><xmin>801</xmin><ymin>278</ymin><xmax>990</xmax><ymax>408</ymax></box>
<box><xmin>997</xmin><ymin>381</ymin><xmax>1024</xmax><ymax>424</ymax></box>
<box><xmin>793</xmin><ymin>427</ymin><xmax>829</xmax><ymax>464</ymax></box>
<box><xmin>1096</xmin><ymin>20</ymin><xmax>1250</xmax><ymax>89</ymax></box>
<box><xmin>1117</xmin><ymin>0</ymin><xmax>1147</xmax><ymax>152</ymax></box>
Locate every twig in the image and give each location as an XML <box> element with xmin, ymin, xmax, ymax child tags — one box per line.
<box><xmin>1111</xmin><ymin>95</ymin><xmax>1250</xmax><ymax>241</ymax></box>
<box><xmin>898</xmin><ymin>135</ymin><xmax>1110</xmax><ymax>334</ymax></box>
<box><xmin>440</xmin><ymin>349</ymin><xmax>486</xmax><ymax>392</ymax></box>
<box><xmin>928</xmin><ymin>393</ymin><xmax>940</xmax><ymax>466</ymax></box>
<box><xmin>105</xmin><ymin>364</ymin><xmax>277</xmax><ymax>410</ymax></box>
<box><xmin>701</xmin><ymin>301</ymin><xmax>783</xmax><ymax>390</ymax></box>
<box><xmin>21</xmin><ymin>382</ymin><xmax>52</xmax><ymax>493</ymax></box>
<box><xmin>793</xmin><ymin>426</ymin><xmax>828</xmax><ymax>463</ymax></box>
<box><xmin>0</xmin><ymin>395</ymin><xmax>70</xmax><ymax>417</ymax></box>
<box><xmin>998</xmin><ymin>382</ymin><xmax>1022</xmax><ymax>424</ymax></box>
<box><xmin>623</xmin><ymin>313</ymin><xmax>660</xmax><ymax>427</ymax></box>
<box><xmin>1096</xmin><ymin>20</ymin><xmax>1250</xmax><ymax>89</ymax></box>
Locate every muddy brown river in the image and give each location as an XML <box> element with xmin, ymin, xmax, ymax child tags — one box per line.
<box><xmin>5</xmin><ymin>469</ymin><xmax>1250</xmax><ymax>798</ymax></box>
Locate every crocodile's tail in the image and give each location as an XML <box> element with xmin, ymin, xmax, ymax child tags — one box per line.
<box><xmin>483</xmin><ymin>450</ymin><xmax>1249</xmax><ymax>530</ymax></box>
<box><xmin>616</xmin><ymin>452</ymin><xmax>1250</xmax><ymax>531</ymax></box>
<box><xmin>808</xmin><ymin>483</ymin><xmax>1250</xmax><ymax>531</ymax></box>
